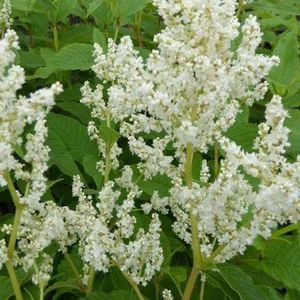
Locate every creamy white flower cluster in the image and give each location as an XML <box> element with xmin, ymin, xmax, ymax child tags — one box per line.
<box><xmin>81</xmin><ymin>0</ymin><xmax>300</xmax><ymax>268</ymax></box>
<box><xmin>162</xmin><ymin>289</ymin><xmax>173</xmax><ymax>300</ymax></box>
<box><xmin>0</xmin><ymin>30</ymin><xmax>62</xmax><ymax>194</ymax></box>
<box><xmin>84</xmin><ymin>0</ymin><xmax>278</xmax><ymax>155</ymax></box>
<box><xmin>0</xmin><ymin>0</ymin><xmax>12</xmax><ymax>30</ymax></box>
<box><xmin>70</xmin><ymin>168</ymin><xmax>163</xmax><ymax>286</ymax></box>
<box><xmin>0</xmin><ymin>28</ymin><xmax>62</xmax><ymax>285</ymax></box>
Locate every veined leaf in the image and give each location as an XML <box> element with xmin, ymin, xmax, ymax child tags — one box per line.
<box><xmin>47</xmin><ymin>129</ymin><xmax>82</xmax><ymax>177</ymax></box>
<box><xmin>47</xmin><ymin>113</ymin><xmax>98</xmax><ymax>163</ymax></box>
<box><xmin>218</xmin><ymin>263</ymin><xmax>281</xmax><ymax>300</ymax></box>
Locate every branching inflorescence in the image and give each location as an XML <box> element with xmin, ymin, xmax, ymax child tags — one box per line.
<box><xmin>0</xmin><ymin>0</ymin><xmax>299</xmax><ymax>300</ymax></box>
<box><xmin>80</xmin><ymin>0</ymin><xmax>299</xmax><ymax>299</ymax></box>
<box><xmin>0</xmin><ymin>27</ymin><xmax>62</xmax><ymax>299</ymax></box>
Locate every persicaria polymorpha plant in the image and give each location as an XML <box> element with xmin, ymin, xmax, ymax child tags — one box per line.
<box><xmin>1</xmin><ymin>0</ymin><xmax>300</xmax><ymax>300</ymax></box>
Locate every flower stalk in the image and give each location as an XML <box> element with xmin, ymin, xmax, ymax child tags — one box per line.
<box><xmin>4</xmin><ymin>172</ymin><xmax>24</xmax><ymax>300</ymax></box>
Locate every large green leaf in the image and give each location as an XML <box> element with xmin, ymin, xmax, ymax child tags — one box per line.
<box><xmin>136</xmin><ymin>174</ymin><xmax>172</xmax><ymax>197</ymax></box>
<box><xmin>56</xmin><ymin>102</ymin><xmax>92</xmax><ymax>125</ymax></box>
<box><xmin>80</xmin><ymin>290</ymin><xmax>138</xmax><ymax>300</ymax></box>
<box><xmin>99</xmin><ymin>125</ymin><xmax>121</xmax><ymax>146</ymax></box>
<box><xmin>0</xmin><ymin>269</ymin><xmax>28</xmax><ymax>300</ymax></box>
<box><xmin>285</xmin><ymin>290</ymin><xmax>300</xmax><ymax>300</ymax></box>
<box><xmin>218</xmin><ymin>263</ymin><xmax>281</xmax><ymax>300</ymax></box>
<box><xmin>79</xmin><ymin>292</ymin><xmax>107</xmax><ymax>300</ymax></box>
<box><xmin>225</xmin><ymin>123</ymin><xmax>258</xmax><ymax>152</ymax></box>
<box><xmin>46</xmin><ymin>43</ymin><xmax>93</xmax><ymax>71</ymax></box>
<box><xmin>47</xmin><ymin>130</ymin><xmax>82</xmax><ymax>177</ymax></box>
<box><xmin>19</xmin><ymin>49</ymin><xmax>45</xmax><ymax>69</ymax></box>
<box><xmin>56</xmin><ymin>251</ymin><xmax>83</xmax><ymax>282</ymax></box>
<box><xmin>269</xmin><ymin>30</ymin><xmax>300</xmax><ymax>98</ymax></box>
<box><xmin>109</xmin><ymin>0</ymin><xmax>150</xmax><ymax>17</ymax></box>
<box><xmin>284</xmin><ymin>109</ymin><xmax>300</xmax><ymax>159</ymax></box>
<box><xmin>285</xmin><ymin>109</ymin><xmax>300</xmax><ymax>135</ymax></box>
<box><xmin>83</xmin><ymin>154</ymin><xmax>102</xmax><ymax>188</ymax></box>
<box><xmin>85</xmin><ymin>0</ymin><xmax>104</xmax><ymax>16</ymax></box>
<box><xmin>47</xmin><ymin>113</ymin><xmax>98</xmax><ymax>163</ymax></box>
<box><xmin>257</xmin><ymin>239</ymin><xmax>300</xmax><ymax>292</ymax></box>
<box><xmin>31</xmin><ymin>44</ymin><xmax>93</xmax><ymax>79</ymax></box>
<box><xmin>254</xmin><ymin>0</ymin><xmax>300</xmax><ymax>16</ymax></box>
<box><xmin>49</xmin><ymin>0</ymin><xmax>78</xmax><ymax>22</ymax></box>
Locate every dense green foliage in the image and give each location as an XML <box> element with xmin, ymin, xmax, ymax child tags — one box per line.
<box><xmin>0</xmin><ymin>0</ymin><xmax>300</xmax><ymax>299</ymax></box>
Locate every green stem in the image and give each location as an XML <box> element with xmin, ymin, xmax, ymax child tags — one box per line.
<box><xmin>113</xmin><ymin>18</ymin><xmax>120</xmax><ymax>42</ymax></box>
<box><xmin>8</xmin><ymin>206</ymin><xmax>23</xmax><ymax>258</ymax></box>
<box><xmin>199</xmin><ymin>275</ymin><xmax>206</xmax><ymax>300</ymax></box>
<box><xmin>4</xmin><ymin>172</ymin><xmax>24</xmax><ymax>300</ymax></box>
<box><xmin>182</xmin><ymin>145</ymin><xmax>203</xmax><ymax>300</ymax></box>
<box><xmin>86</xmin><ymin>267</ymin><xmax>95</xmax><ymax>293</ymax></box>
<box><xmin>4</xmin><ymin>172</ymin><xmax>22</xmax><ymax>208</ymax></box>
<box><xmin>182</xmin><ymin>266</ymin><xmax>199</xmax><ymax>300</ymax></box>
<box><xmin>185</xmin><ymin>144</ymin><xmax>202</xmax><ymax>267</ymax></box>
<box><xmin>135</xmin><ymin>12</ymin><xmax>143</xmax><ymax>47</ymax></box>
<box><xmin>205</xmin><ymin>244</ymin><xmax>226</xmax><ymax>267</ymax></box>
<box><xmin>122</xmin><ymin>271</ymin><xmax>144</xmax><ymax>300</ymax></box>
<box><xmin>184</xmin><ymin>144</ymin><xmax>194</xmax><ymax>188</ymax></box>
<box><xmin>6</xmin><ymin>261</ymin><xmax>24</xmax><ymax>300</ymax></box>
<box><xmin>272</xmin><ymin>222</ymin><xmax>300</xmax><ymax>238</ymax></box>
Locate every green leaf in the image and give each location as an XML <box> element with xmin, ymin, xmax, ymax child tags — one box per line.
<box><xmin>109</xmin><ymin>267</ymin><xmax>131</xmax><ymax>291</ymax></box>
<box><xmin>255</xmin><ymin>0</ymin><xmax>300</xmax><ymax>16</ymax></box>
<box><xmin>167</xmin><ymin>266</ymin><xmax>187</xmax><ymax>294</ymax></box>
<box><xmin>47</xmin><ymin>113</ymin><xmax>98</xmax><ymax>163</ymax></box>
<box><xmin>169</xmin><ymin>266</ymin><xmax>187</xmax><ymax>283</ymax></box>
<box><xmin>83</xmin><ymin>154</ymin><xmax>102</xmax><ymax>188</ymax></box>
<box><xmin>206</xmin><ymin>271</ymin><xmax>240</xmax><ymax>300</ymax></box>
<box><xmin>285</xmin><ymin>290</ymin><xmax>300</xmax><ymax>300</ymax></box>
<box><xmin>47</xmin><ymin>129</ymin><xmax>82</xmax><ymax>177</ymax></box>
<box><xmin>269</xmin><ymin>30</ymin><xmax>300</xmax><ymax>97</ymax></box>
<box><xmin>47</xmin><ymin>43</ymin><xmax>94</xmax><ymax>71</ymax></box>
<box><xmin>49</xmin><ymin>0</ymin><xmax>78</xmax><ymax>22</ymax></box>
<box><xmin>56</xmin><ymin>102</ymin><xmax>92</xmax><ymax>124</ymax></box>
<box><xmin>81</xmin><ymin>290</ymin><xmax>138</xmax><ymax>300</ymax></box>
<box><xmin>19</xmin><ymin>49</ymin><xmax>45</xmax><ymax>69</ymax></box>
<box><xmin>108</xmin><ymin>290</ymin><xmax>138</xmax><ymax>300</ymax></box>
<box><xmin>137</xmin><ymin>174</ymin><xmax>171</xmax><ymax>197</ymax></box>
<box><xmin>99</xmin><ymin>125</ymin><xmax>121</xmax><ymax>145</ymax></box>
<box><xmin>287</xmin><ymin>133</ymin><xmax>300</xmax><ymax>160</ymax></box>
<box><xmin>285</xmin><ymin>109</ymin><xmax>300</xmax><ymax>135</ymax></box>
<box><xmin>285</xmin><ymin>109</ymin><xmax>300</xmax><ymax>159</ymax></box>
<box><xmin>31</xmin><ymin>44</ymin><xmax>94</xmax><ymax>78</ymax></box>
<box><xmin>60</xmin><ymin>25</ymin><xmax>94</xmax><ymax>46</ymax></box>
<box><xmin>93</xmin><ymin>27</ymin><xmax>107</xmax><ymax>51</ymax></box>
<box><xmin>10</xmin><ymin>0</ymin><xmax>36</xmax><ymax>11</ymax></box>
<box><xmin>225</xmin><ymin>124</ymin><xmax>258</xmax><ymax>152</ymax></box>
<box><xmin>258</xmin><ymin>239</ymin><xmax>300</xmax><ymax>292</ymax></box>
<box><xmin>91</xmin><ymin>1</ymin><xmax>113</xmax><ymax>25</ymax></box>
<box><xmin>205</xmin><ymin>285</ymin><xmax>228</xmax><ymax>300</ymax></box>
<box><xmin>235</xmin><ymin>106</ymin><xmax>250</xmax><ymax>124</ymax></box>
<box><xmin>109</xmin><ymin>0</ymin><xmax>150</xmax><ymax>17</ymax></box>
<box><xmin>86</xmin><ymin>0</ymin><xmax>104</xmax><ymax>16</ymax></box>
<box><xmin>0</xmin><ymin>269</ymin><xmax>28</xmax><ymax>300</ymax></box>
<box><xmin>79</xmin><ymin>291</ymin><xmax>107</xmax><ymax>300</ymax></box>
<box><xmin>56</xmin><ymin>251</ymin><xmax>83</xmax><ymax>282</ymax></box>
<box><xmin>218</xmin><ymin>263</ymin><xmax>281</xmax><ymax>300</ymax></box>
